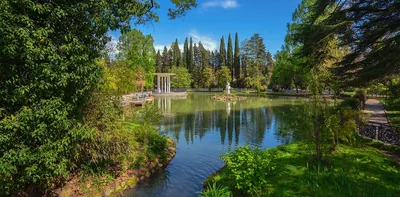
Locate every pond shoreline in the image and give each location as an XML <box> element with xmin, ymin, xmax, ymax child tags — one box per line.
<box><xmin>56</xmin><ymin>138</ymin><xmax>177</xmax><ymax>197</ymax></box>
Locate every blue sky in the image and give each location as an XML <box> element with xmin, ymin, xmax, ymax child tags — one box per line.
<box><xmin>109</xmin><ymin>0</ymin><xmax>301</xmax><ymax>56</ymax></box>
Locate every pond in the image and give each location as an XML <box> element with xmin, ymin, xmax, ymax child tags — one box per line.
<box><xmin>123</xmin><ymin>92</ymin><xmax>305</xmax><ymax>197</ymax></box>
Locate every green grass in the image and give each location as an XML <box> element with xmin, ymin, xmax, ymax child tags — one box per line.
<box><xmin>380</xmin><ymin>99</ymin><xmax>400</xmax><ymax>127</ymax></box>
<box><xmin>205</xmin><ymin>142</ymin><xmax>400</xmax><ymax>197</ymax></box>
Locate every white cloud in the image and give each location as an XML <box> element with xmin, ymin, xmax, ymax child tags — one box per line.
<box><xmin>154</xmin><ymin>44</ymin><xmax>184</xmax><ymax>52</ymax></box>
<box><xmin>154</xmin><ymin>45</ymin><xmax>166</xmax><ymax>52</ymax></box>
<box><xmin>189</xmin><ymin>30</ymin><xmax>218</xmax><ymax>51</ymax></box>
<box><xmin>202</xmin><ymin>0</ymin><xmax>239</xmax><ymax>9</ymax></box>
<box><xmin>153</xmin><ymin>30</ymin><xmax>217</xmax><ymax>52</ymax></box>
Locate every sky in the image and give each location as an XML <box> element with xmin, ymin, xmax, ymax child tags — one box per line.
<box><xmin>108</xmin><ymin>0</ymin><xmax>301</xmax><ymax>56</ymax></box>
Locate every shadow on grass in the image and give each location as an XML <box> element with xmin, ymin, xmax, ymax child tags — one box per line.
<box><xmin>206</xmin><ymin>142</ymin><xmax>400</xmax><ymax>197</ymax></box>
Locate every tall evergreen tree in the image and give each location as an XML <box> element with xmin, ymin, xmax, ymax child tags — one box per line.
<box><xmin>219</xmin><ymin>36</ymin><xmax>226</xmax><ymax>67</ymax></box>
<box><xmin>210</xmin><ymin>51</ymin><xmax>215</xmax><ymax>68</ymax></box>
<box><xmin>227</xmin><ymin>34</ymin><xmax>233</xmax><ymax>75</ymax></box>
<box><xmin>198</xmin><ymin>42</ymin><xmax>209</xmax><ymax>69</ymax></box>
<box><xmin>189</xmin><ymin>37</ymin><xmax>194</xmax><ymax>73</ymax></box>
<box><xmin>183</xmin><ymin>38</ymin><xmax>188</xmax><ymax>68</ymax></box>
<box><xmin>234</xmin><ymin>32</ymin><xmax>241</xmax><ymax>82</ymax></box>
<box><xmin>156</xmin><ymin>50</ymin><xmax>162</xmax><ymax>73</ymax></box>
<box><xmin>168</xmin><ymin>48</ymin><xmax>174</xmax><ymax>70</ymax></box>
<box><xmin>214</xmin><ymin>50</ymin><xmax>221</xmax><ymax>72</ymax></box>
<box><xmin>242</xmin><ymin>34</ymin><xmax>267</xmax><ymax>74</ymax></box>
<box><xmin>161</xmin><ymin>46</ymin><xmax>169</xmax><ymax>72</ymax></box>
<box><xmin>266</xmin><ymin>51</ymin><xmax>274</xmax><ymax>86</ymax></box>
<box><xmin>172</xmin><ymin>39</ymin><xmax>181</xmax><ymax>67</ymax></box>
<box><xmin>193</xmin><ymin>43</ymin><xmax>201</xmax><ymax>68</ymax></box>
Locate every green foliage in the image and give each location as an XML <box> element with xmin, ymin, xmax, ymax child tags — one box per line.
<box><xmin>381</xmin><ymin>98</ymin><xmax>400</xmax><ymax>127</ymax></box>
<box><xmin>0</xmin><ymin>0</ymin><xmax>195</xmax><ymax>194</ymax></box>
<box><xmin>244</xmin><ymin>61</ymin><xmax>266</xmax><ymax>93</ymax></box>
<box><xmin>171</xmin><ymin>39</ymin><xmax>182</xmax><ymax>67</ymax></box>
<box><xmin>339</xmin><ymin>98</ymin><xmax>360</xmax><ymax>110</ymax></box>
<box><xmin>280</xmin><ymin>98</ymin><xmax>360</xmax><ymax>162</ymax></box>
<box><xmin>171</xmin><ymin>66</ymin><xmax>192</xmax><ymax>88</ymax></box>
<box><xmin>219</xmin><ymin>36</ymin><xmax>227</xmax><ymax>67</ymax></box>
<box><xmin>98</xmin><ymin>60</ymin><xmax>137</xmax><ymax>95</ymax></box>
<box><xmin>227</xmin><ymin>34</ymin><xmax>233</xmax><ymax>72</ymax></box>
<box><xmin>156</xmin><ymin>50</ymin><xmax>163</xmax><ymax>73</ymax></box>
<box><xmin>134</xmin><ymin>124</ymin><xmax>168</xmax><ymax>161</ymax></box>
<box><xmin>117</xmin><ymin>29</ymin><xmax>156</xmax><ymax>89</ymax></box>
<box><xmin>298</xmin><ymin>0</ymin><xmax>400</xmax><ymax>86</ymax></box>
<box><xmin>216</xmin><ymin>66</ymin><xmax>232</xmax><ymax>89</ymax></box>
<box><xmin>388</xmin><ymin>76</ymin><xmax>400</xmax><ymax>98</ymax></box>
<box><xmin>137</xmin><ymin>102</ymin><xmax>164</xmax><ymax>125</ymax></box>
<box><xmin>0</xmin><ymin>99</ymin><xmax>96</xmax><ymax>195</ymax></box>
<box><xmin>199</xmin><ymin>67</ymin><xmax>215</xmax><ymax>89</ymax></box>
<box><xmin>234</xmin><ymin>33</ymin><xmax>241</xmax><ymax>83</ymax></box>
<box><xmin>208</xmin><ymin>142</ymin><xmax>400</xmax><ymax>197</ymax></box>
<box><xmin>221</xmin><ymin>146</ymin><xmax>274</xmax><ymax>195</ymax></box>
<box><xmin>199</xmin><ymin>182</ymin><xmax>232</xmax><ymax>197</ymax></box>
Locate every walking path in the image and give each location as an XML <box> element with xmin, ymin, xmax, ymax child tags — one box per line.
<box><xmin>363</xmin><ymin>99</ymin><xmax>389</xmax><ymax>124</ymax></box>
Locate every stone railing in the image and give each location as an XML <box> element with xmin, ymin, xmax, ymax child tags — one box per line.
<box><xmin>359</xmin><ymin>122</ymin><xmax>400</xmax><ymax>145</ymax></box>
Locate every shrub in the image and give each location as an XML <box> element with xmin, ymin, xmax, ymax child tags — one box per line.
<box><xmin>134</xmin><ymin>124</ymin><xmax>168</xmax><ymax>161</ymax></box>
<box><xmin>199</xmin><ymin>182</ymin><xmax>232</xmax><ymax>197</ymax></box>
<box><xmin>221</xmin><ymin>146</ymin><xmax>274</xmax><ymax>195</ymax></box>
<box><xmin>339</xmin><ymin>98</ymin><xmax>360</xmax><ymax>110</ymax></box>
<box><xmin>0</xmin><ymin>99</ymin><xmax>96</xmax><ymax>195</ymax></box>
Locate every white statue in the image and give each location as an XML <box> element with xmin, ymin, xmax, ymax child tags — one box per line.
<box><xmin>226</xmin><ymin>82</ymin><xmax>231</xmax><ymax>95</ymax></box>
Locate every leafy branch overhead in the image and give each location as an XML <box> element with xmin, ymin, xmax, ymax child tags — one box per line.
<box><xmin>295</xmin><ymin>0</ymin><xmax>400</xmax><ymax>86</ymax></box>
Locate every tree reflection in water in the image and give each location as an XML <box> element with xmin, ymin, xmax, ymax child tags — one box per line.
<box><xmin>157</xmin><ymin>93</ymin><xmax>303</xmax><ymax>148</ymax></box>
<box><xmin>125</xmin><ymin>93</ymin><xmax>306</xmax><ymax>197</ymax></box>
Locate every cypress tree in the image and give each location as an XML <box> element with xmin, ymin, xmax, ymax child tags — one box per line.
<box><xmin>156</xmin><ymin>50</ymin><xmax>162</xmax><ymax>73</ymax></box>
<box><xmin>193</xmin><ymin>43</ymin><xmax>200</xmax><ymax>68</ymax></box>
<box><xmin>198</xmin><ymin>42</ymin><xmax>209</xmax><ymax>69</ymax></box>
<box><xmin>189</xmin><ymin>37</ymin><xmax>194</xmax><ymax>73</ymax></box>
<box><xmin>219</xmin><ymin>36</ymin><xmax>226</xmax><ymax>67</ymax></box>
<box><xmin>161</xmin><ymin>46</ymin><xmax>169</xmax><ymax>72</ymax></box>
<box><xmin>168</xmin><ymin>48</ymin><xmax>174</xmax><ymax>70</ymax></box>
<box><xmin>214</xmin><ymin>50</ymin><xmax>221</xmax><ymax>72</ymax></box>
<box><xmin>183</xmin><ymin>38</ymin><xmax>188</xmax><ymax>68</ymax></box>
<box><xmin>227</xmin><ymin>33</ymin><xmax>233</xmax><ymax>74</ymax></box>
<box><xmin>210</xmin><ymin>51</ymin><xmax>215</xmax><ymax>68</ymax></box>
<box><xmin>234</xmin><ymin>32</ymin><xmax>241</xmax><ymax>83</ymax></box>
<box><xmin>172</xmin><ymin>39</ymin><xmax>181</xmax><ymax>67</ymax></box>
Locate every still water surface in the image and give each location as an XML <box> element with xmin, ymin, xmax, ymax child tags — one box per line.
<box><xmin>123</xmin><ymin>93</ymin><xmax>303</xmax><ymax>197</ymax></box>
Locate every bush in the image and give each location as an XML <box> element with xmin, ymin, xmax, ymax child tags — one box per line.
<box><xmin>339</xmin><ymin>98</ymin><xmax>360</xmax><ymax>110</ymax></box>
<box><xmin>221</xmin><ymin>146</ymin><xmax>274</xmax><ymax>195</ymax></box>
<box><xmin>0</xmin><ymin>99</ymin><xmax>96</xmax><ymax>195</ymax></box>
<box><xmin>134</xmin><ymin>124</ymin><xmax>168</xmax><ymax>161</ymax></box>
<box><xmin>199</xmin><ymin>182</ymin><xmax>232</xmax><ymax>197</ymax></box>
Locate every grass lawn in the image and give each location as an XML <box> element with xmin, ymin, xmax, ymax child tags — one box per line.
<box><xmin>380</xmin><ymin>99</ymin><xmax>400</xmax><ymax>127</ymax></box>
<box><xmin>205</xmin><ymin>141</ymin><xmax>400</xmax><ymax>197</ymax></box>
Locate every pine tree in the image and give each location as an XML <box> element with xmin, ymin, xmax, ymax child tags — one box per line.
<box><xmin>266</xmin><ymin>51</ymin><xmax>274</xmax><ymax>86</ymax></box>
<box><xmin>242</xmin><ymin>34</ymin><xmax>267</xmax><ymax>74</ymax></box>
<box><xmin>234</xmin><ymin>32</ymin><xmax>241</xmax><ymax>83</ymax></box>
<box><xmin>161</xmin><ymin>46</ymin><xmax>169</xmax><ymax>72</ymax></box>
<box><xmin>227</xmin><ymin>33</ymin><xmax>233</xmax><ymax>75</ymax></box>
<box><xmin>219</xmin><ymin>36</ymin><xmax>226</xmax><ymax>67</ymax></box>
<box><xmin>183</xmin><ymin>38</ymin><xmax>188</xmax><ymax>68</ymax></box>
<box><xmin>156</xmin><ymin>50</ymin><xmax>162</xmax><ymax>73</ymax></box>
